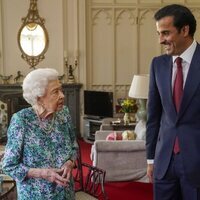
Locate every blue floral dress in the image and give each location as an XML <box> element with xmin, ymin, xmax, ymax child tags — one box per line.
<box><xmin>2</xmin><ymin>106</ymin><xmax>78</xmax><ymax>200</ymax></box>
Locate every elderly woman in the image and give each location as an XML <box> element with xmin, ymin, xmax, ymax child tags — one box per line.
<box><xmin>2</xmin><ymin>68</ymin><xmax>78</xmax><ymax>200</ymax></box>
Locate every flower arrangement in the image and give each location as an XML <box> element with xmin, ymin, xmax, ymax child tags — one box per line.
<box><xmin>120</xmin><ymin>98</ymin><xmax>138</xmax><ymax>113</ymax></box>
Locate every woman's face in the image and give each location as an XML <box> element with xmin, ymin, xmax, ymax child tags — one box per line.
<box><xmin>39</xmin><ymin>79</ymin><xmax>65</xmax><ymax>113</ymax></box>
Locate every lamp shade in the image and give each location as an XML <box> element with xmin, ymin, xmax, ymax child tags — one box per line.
<box><xmin>128</xmin><ymin>74</ymin><xmax>149</xmax><ymax>99</ymax></box>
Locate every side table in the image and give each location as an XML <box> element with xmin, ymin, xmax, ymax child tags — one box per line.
<box><xmin>100</xmin><ymin>121</ymin><xmax>136</xmax><ymax>131</ymax></box>
<box><xmin>111</xmin><ymin>123</ymin><xmax>136</xmax><ymax>131</ymax></box>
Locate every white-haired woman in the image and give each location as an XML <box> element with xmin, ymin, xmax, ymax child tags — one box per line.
<box><xmin>2</xmin><ymin>68</ymin><xmax>78</xmax><ymax>200</ymax></box>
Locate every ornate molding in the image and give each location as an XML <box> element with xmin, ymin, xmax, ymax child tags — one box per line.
<box><xmin>92</xmin><ymin>8</ymin><xmax>112</xmax><ymax>25</ymax></box>
<box><xmin>115</xmin><ymin>9</ymin><xmax>136</xmax><ymax>25</ymax></box>
<box><xmin>138</xmin><ymin>8</ymin><xmax>157</xmax><ymax>25</ymax></box>
<box><xmin>91</xmin><ymin>85</ymin><xmax>113</xmax><ymax>91</ymax></box>
<box><xmin>191</xmin><ymin>7</ymin><xmax>200</xmax><ymax>19</ymax></box>
<box><xmin>115</xmin><ymin>85</ymin><xmax>130</xmax><ymax>92</ymax></box>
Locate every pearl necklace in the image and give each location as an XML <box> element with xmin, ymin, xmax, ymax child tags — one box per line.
<box><xmin>35</xmin><ymin>109</ymin><xmax>56</xmax><ymax>134</ymax></box>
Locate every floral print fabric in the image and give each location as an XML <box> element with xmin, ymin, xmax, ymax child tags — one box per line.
<box><xmin>2</xmin><ymin>106</ymin><xmax>78</xmax><ymax>200</ymax></box>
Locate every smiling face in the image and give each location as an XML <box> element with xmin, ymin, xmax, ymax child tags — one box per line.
<box><xmin>156</xmin><ymin>16</ymin><xmax>190</xmax><ymax>56</ymax></box>
<box><xmin>39</xmin><ymin>79</ymin><xmax>65</xmax><ymax>114</ymax></box>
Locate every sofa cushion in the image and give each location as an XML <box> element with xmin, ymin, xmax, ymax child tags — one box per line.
<box><xmin>106</xmin><ymin>132</ymin><xmax>122</xmax><ymax>140</ymax></box>
<box><xmin>122</xmin><ymin>130</ymin><xmax>137</xmax><ymax>140</ymax></box>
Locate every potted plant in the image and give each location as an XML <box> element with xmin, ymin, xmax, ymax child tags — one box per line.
<box><xmin>120</xmin><ymin>99</ymin><xmax>138</xmax><ymax>124</ymax></box>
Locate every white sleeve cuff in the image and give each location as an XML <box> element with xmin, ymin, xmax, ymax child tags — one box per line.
<box><xmin>147</xmin><ymin>159</ymin><xmax>154</xmax><ymax>164</ymax></box>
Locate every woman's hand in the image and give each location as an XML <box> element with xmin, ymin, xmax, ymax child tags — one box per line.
<box><xmin>60</xmin><ymin>160</ymin><xmax>75</xmax><ymax>183</ymax></box>
<box><xmin>27</xmin><ymin>168</ymin><xmax>69</xmax><ymax>186</ymax></box>
<box><xmin>41</xmin><ymin>168</ymin><xmax>70</xmax><ymax>186</ymax></box>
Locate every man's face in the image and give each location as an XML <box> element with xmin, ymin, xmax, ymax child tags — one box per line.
<box><xmin>156</xmin><ymin>16</ymin><xmax>189</xmax><ymax>55</ymax></box>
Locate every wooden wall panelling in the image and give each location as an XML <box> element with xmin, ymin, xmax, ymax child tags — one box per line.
<box><xmin>115</xmin><ymin>8</ymin><xmax>137</xmax><ymax>85</ymax></box>
<box><xmin>138</xmin><ymin>8</ymin><xmax>161</xmax><ymax>74</ymax></box>
<box><xmin>139</xmin><ymin>0</ymin><xmax>160</xmax><ymax>3</ymax></box>
<box><xmin>186</xmin><ymin>0</ymin><xmax>200</xmax><ymax>3</ymax></box>
<box><xmin>116</xmin><ymin>0</ymin><xmax>137</xmax><ymax>3</ymax></box>
<box><xmin>91</xmin><ymin>8</ymin><xmax>113</xmax><ymax>85</ymax></box>
<box><xmin>86</xmin><ymin>0</ymin><xmax>200</xmax><ymax>111</ymax></box>
<box><xmin>162</xmin><ymin>0</ymin><xmax>184</xmax><ymax>3</ymax></box>
<box><xmin>91</xmin><ymin>0</ymin><xmax>114</xmax><ymax>3</ymax></box>
<box><xmin>191</xmin><ymin>8</ymin><xmax>200</xmax><ymax>43</ymax></box>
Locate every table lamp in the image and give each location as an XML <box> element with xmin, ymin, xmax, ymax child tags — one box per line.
<box><xmin>128</xmin><ymin>74</ymin><xmax>149</xmax><ymax>140</ymax></box>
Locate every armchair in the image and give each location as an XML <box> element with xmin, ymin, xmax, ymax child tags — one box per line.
<box><xmin>91</xmin><ymin>131</ymin><xmax>147</xmax><ymax>182</ymax></box>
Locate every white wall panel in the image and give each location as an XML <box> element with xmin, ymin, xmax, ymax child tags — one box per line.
<box><xmin>138</xmin><ymin>8</ymin><xmax>160</xmax><ymax>74</ymax></box>
<box><xmin>186</xmin><ymin>0</ymin><xmax>200</xmax><ymax>3</ymax></box>
<box><xmin>91</xmin><ymin>0</ymin><xmax>114</xmax><ymax>3</ymax></box>
<box><xmin>115</xmin><ymin>9</ymin><xmax>137</xmax><ymax>85</ymax></box>
<box><xmin>116</xmin><ymin>0</ymin><xmax>137</xmax><ymax>3</ymax></box>
<box><xmin>163</xmin><ymin>0</ymin><xmax>183</xmax><ymax>3</ymax></box>
<box><xmin>191</xmin><ymin>8</ymin><xmax>200</xmax><ymax>43</ymax></box>
<box><xmin>139</xmin><ymin>0</ymin><xmax>161</xmax><ymax>3</ymax></box>
<box><xmin>92</xmin><ymin>9</ymin><xmax>113</xmax><ymax>85</ymax></box>
<box><xmin>86</xmin><ymin>0</ymin><xmax>200</xmax><ymax>103</ymax></box>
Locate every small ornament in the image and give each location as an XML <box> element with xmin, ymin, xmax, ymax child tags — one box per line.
<box><xmin>14</xmin><ymin>71</ymin><xmax>24</xmax><ymax>83</ymax></box>
<box><xmin>123</xmin><ymin>113</ymin><xmax>130</xmax><ymax>125</ymax></box>
<box><xmin>0</xmin><ymin>74</ymin><xmax>13</xmax><ymax>84</ymax></box>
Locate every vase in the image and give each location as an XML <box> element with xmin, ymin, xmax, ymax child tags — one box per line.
<box><xmin>123</xmin><ymin>113</ymin><xmax>130</xmax><ymax>125</ymax></box>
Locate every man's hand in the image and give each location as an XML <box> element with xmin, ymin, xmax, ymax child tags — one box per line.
<box><xmin>147</xmin><ymin>164</ymin><xmax>154</xmax><ymax>183</ymax></box>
